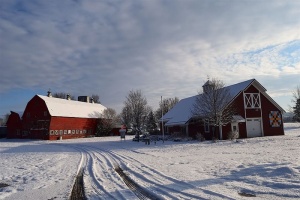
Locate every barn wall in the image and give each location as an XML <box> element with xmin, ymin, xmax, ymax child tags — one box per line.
<box><xmin>260</xmin><ymin>94</ymin><xmax>284</xmax><ymax>136</ymax></box>
<box><xmin>239</xmin><ymin>122</ymin><xmax>247</xmax><ymax>138</ymax></box>
<box><xmin>167</xmin><ymin>126</ymin><xmax>182</xmax><ymax>134</ymax></box>
<box><xmin>188</xmin><ymin>123</ymin><xmax>202</xmax><ymax>139</ymax></box>
<box><xmin>227</xmin><ymin>93</ymin><xmax>248</xmax><ymax>139</ymax></box>
<box><xmin>6</xmin><ymin>112</ymin><xmax>22</xmax><ymax>138</ymax></box>
<box><xmin>21</xmin><ymin>96</ymin><xmax>51</xmax><ymax>139</ymax></box>
<box><xmin>49</xmin><ymin>117</ymin><xmax>98</xmax><ymax>140</ymax></box>
<box><xmin>222</xmin><ymin>124</ymin><xmax>231</xmax><ymax>140</ymax></box>
<box><xmin>245</xmin><ymin>85</ymin><xmax>259</xmax><ymax>93</ymax></box>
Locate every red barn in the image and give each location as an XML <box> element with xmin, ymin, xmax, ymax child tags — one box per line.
<box><xmin>6</xmin><ymin>111</ymin><xmax>23</xmax><ymax>138</ymax></box>
<box><xmin>161</xmin><ymin>79</ymin><xmax>285</xmax><ymax>140</ymax></box>
<box><xmin>7</xmin><ymin>92</ymin><xmax>107</xmax><ymax>140</ymax></box>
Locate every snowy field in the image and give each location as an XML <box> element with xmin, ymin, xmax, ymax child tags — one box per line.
<box><xmin>0</xmin><ymin>123</ymin><xmax>299</xmax><ymax>200</ymax></box>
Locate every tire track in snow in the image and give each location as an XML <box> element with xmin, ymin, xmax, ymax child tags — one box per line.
<box><xmin>110</xmin><ymin>150</ymin><xmax>235</xmax><ymax>200</ymax></box>
<box><xmin>69</xmin><ymin>145</ymin><xmax>119</xmax><ymax>199</ymax></box>
<box><xmin>81</xmin><ymin>145</ymin><xmax>158</xmax><ymax>200</ymax></box>
<box><xmin>81</xmin><ymin>146</ymin><xmax>202</xmax><ymax>199</ymax></box>
<box><xmin>110</xmin><ymin>151</ymin><xmax>205</xmax><ymax>199</ymax></box>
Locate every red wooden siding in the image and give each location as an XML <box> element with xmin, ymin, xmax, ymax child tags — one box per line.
<box><xmin>6</xmin><ymin>112</ymin><xmax>22</xmax><ymax>138</ymax></box>
<box><xmin>49</xmin><ymin>117</ymin><xmax>97</xmax><ymax>140</ymax></box>
<box><xmin>244</xmin><ymin>85</ymin><xmax>259</xmax><ymax>93</ymax></box>
<box><xmin>260</xmin><ymin>93</ymin><xmax>284</xmax><ymax>136</ymax></box>
<box><xmin>21</xmin><ymin>96</ymin><xmax>51</xmax><ymax>139</ymax></box>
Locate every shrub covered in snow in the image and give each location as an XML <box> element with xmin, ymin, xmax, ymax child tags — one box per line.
<box><xmin>196</xmin><ymin>132</ymin><xmax>205</xmax><ymax>142</ymax></box>
<box><xmin>227</xmin><ymin>130</ymin><xmax>239</xmax><ymax>140</ymax></box>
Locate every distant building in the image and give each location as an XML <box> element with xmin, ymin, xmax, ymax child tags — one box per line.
<box><xmin>7</xmin><ymin>92</ymin><xmax>107</xmax><ymax>140</ymax></box>
<box><xmin>160</xmin><ymin>79</ymin><xmax>285</xmax><ymax>140</ymax></box>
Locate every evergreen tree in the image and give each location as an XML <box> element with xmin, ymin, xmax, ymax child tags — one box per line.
<box><xmin>146</xmin><ymin>110</ymin><xmax>157</xmax><ymax>133</ymax></box>
<box><xmin>291</xmin><ymin>86</ymin><xmax>300</xmax><ymax>122</ymax></box>
<box><xmin>293</xmin><ymin>98</ymin><xmax>300</xmax><ymax>122</ymax></box>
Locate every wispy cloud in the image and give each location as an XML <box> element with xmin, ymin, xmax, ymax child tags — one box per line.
<box><xmin>0</xmin><ymin>0</ymin><xmax>299</xmax><ymax>112</ymax></box>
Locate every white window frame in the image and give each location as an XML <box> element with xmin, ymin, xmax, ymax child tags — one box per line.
<box><xmin>244</xmin><ymin>93</ymin><xmax>261</xmax><ymax>109</ymax></box>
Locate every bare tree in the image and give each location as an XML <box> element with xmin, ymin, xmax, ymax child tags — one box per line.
<box><xmin>52</xmin><ymin>92</ymin><xmax>75</xmax><ymax>100</ymax></box>
<box><xmin>121</xmin><ymin>106</ymin><xmax>132</xmax><ymax>128</ymax></box>
<box><xmin>121</xmin><ymin>90</ymin><xmax>148</xmax><ymax>133</ymax></box>
<box><xmin>96</xmin><ymin>108</ymin><xmax>118</xmax><ymax>136</ymax></box>
<box><xmin>292</xmin><ymin>85</ymin><xmax>300</xmax><ymax>122</ymax></box>
<box><xmin>0</xmin><ymin>113</ymin><xmax>9</xmax><ymax>126</ymax></box>
<box><xmin>91</xmin><ymin>94</ymin><xmax>101</xmax><ymax>104</ymax></box>
<box><xmin>192</xmin><ymin>78</ymin><xmax>236</xmax><ymax>138</ymax></box>
<box><xmin>156</xmin><ymin>97</ymin><xmax>179</xmax><ymax>119</ymax></box>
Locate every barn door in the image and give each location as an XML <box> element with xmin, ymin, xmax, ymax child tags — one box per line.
<box><xmin>246</xmin><ymin>118</ymin><xmax>262</xmax><ymax>137</ymax></box>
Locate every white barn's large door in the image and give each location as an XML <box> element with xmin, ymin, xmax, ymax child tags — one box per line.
<box><xmin>246</xmin><ymin>118</ymin><xmax>262</xmax><ymax>137</ymax></box>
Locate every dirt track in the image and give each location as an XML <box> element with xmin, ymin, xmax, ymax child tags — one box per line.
<box><xmin>70</xmin><ymin>169</ymin><xmax>86</xmax><ymax>200</ymax></box>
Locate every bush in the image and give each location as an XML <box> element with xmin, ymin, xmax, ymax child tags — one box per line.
<box><xmin>227</xmin><ymin>131</ymin><xmax>239</xmax><ymax>140</ymax></box>
<box><xmin>196</xmin><ymin>132</ymin><xmax>205</xmax><ymax>142</ymax></box>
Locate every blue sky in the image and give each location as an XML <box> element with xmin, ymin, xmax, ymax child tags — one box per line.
<box><xmin>0</xmin><ymin>0</ymin><xmax>300</xmax><ymax>118</ymax></box>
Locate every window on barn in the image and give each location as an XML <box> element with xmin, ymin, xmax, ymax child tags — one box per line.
<box><xmin>204</xmin><ymin>119</ymin><xmax>209</xmax><ymax>133</ymax></box>
<box><xmin>244</xmin><ymin>93</ymin><xmax>261</xmax><ymax>109</ymax></box>
<box><xmin>27</xmin><ymin>112</ymin><xmax>30</xmax><ymax>118</ymax></box>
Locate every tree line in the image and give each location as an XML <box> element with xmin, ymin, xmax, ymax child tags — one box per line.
<box><xmin>47</xmin><ymin>91</ymin><xmax>179</xmax><ymax>136</ymax></box>
<box><xmin>97</xmin><ymin>90</ymin><xmax>179</xmax><ymax>136</ymax></box>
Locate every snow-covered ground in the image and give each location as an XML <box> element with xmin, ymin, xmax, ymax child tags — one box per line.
<box><xmin>0</xmin><ymin>123</ymin><xmax>299</xmax><ymax>200</ymax></box>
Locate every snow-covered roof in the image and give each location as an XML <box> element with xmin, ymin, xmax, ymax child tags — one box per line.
<box><xmin>38</xmin><ymin>95</ymin><xmax>107</xmax><ymax>118</ymax></box>
<box><xmin>162</xmin><ymin>79</ymin><xmax>284</xmax><ymax>126</ymax></box>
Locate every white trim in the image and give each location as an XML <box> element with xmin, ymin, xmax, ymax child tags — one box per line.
<box><xmin>259</xmin><ymin>91</ymin><xmax>264</xmax><ymax>136</ymax></box>
<box><xmin>244</xmin><ymin>93</ymin><xmax>261</xmax><ymax>109</ymax></box>
<box><xmin>231</xmin><ymin>122</ymin><xmax>239</xmax><ymax>138</ymax></box>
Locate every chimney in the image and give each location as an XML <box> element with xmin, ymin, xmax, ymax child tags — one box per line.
<box><xmin>47</xmin><ymin>90</ymin><xmax>52</xmax><ymax>97</ymax></box>
<box><xmin>66</xmin><ymin>94</ymin><xmax>71</xmax><ymax>100</ymax></box>
<box><xmin>78</xmin><ymin>96</ymin><xmax>90</xmax><ymax>103</ymax></box>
